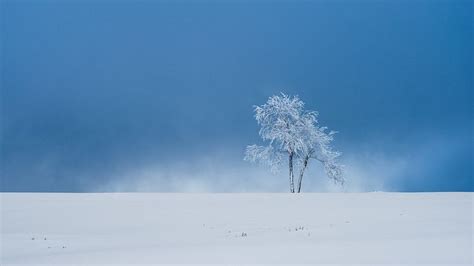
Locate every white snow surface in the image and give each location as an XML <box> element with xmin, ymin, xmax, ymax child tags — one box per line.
<box><xmin>1</xmin><ymin>192</ymin><xmax>472</xmax><ymax>265</ymax></box>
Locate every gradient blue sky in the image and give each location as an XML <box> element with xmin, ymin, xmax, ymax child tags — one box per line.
<box><xmin>1</xmin><ymin>0</ymin><xmax>472</xmax><ymax>192</ymax></box>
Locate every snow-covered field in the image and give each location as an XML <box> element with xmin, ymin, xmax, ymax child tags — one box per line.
<box><xmin>1</xmin><ymin>193</ymin><xmax>472</xmax><ymax>265</ymax></box>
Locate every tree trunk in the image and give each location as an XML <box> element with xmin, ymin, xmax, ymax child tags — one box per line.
<box><xmin>289</xmin><ymin>152</ymin><xmax>295</xmax><ymax>193</ymax></box>
<box><xmin>296</xmin><ymin>155</ymin><xmax>309</xmax><ymax>193</ymax></box>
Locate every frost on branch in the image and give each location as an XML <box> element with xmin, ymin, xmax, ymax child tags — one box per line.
<box><xmin>244</xmin><ymin>145</ymin><xmax>282</xmax><ymax>173</ymax></box>
<box><xmin>324</xmin><ymin>161</ymin><xmax>344</xmax><ymax>185</ymax></box>
<box><xmin>316</xmin><ymin>128</ymin><xmax>344</xmax><ymax>185</ymax></box>
<box><xmin>254</xmin><ymin>93</ymin><xmax>309</xmax><ymax>154</ymax></box>
<box><xmin>245</xmin><ymin>93</ymin><xmax>344</xmax><ymax>192</ymax></box>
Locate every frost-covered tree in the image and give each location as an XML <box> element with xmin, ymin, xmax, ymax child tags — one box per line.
<box><xmin>244</xmin><ymin>93</ymin><xmax>344</xmax><ymax>193</ymax></box>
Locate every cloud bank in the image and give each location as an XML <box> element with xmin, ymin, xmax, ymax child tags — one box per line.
<box><xmin>93</xmin><ymin>132</ymin><xmax>470</xmax><ymax>192</ymax></box>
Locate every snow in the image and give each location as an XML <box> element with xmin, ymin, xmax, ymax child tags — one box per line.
<box><xmin>1</xmin><ymin>193</ymin><xmax>472</xmax><ymax>265</ymax></box>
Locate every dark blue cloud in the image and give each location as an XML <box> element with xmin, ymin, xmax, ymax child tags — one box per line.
<box><xmin>1</xmin><ymin>1</ymin><xmax>472</xmax><ymax>191</ymax></box>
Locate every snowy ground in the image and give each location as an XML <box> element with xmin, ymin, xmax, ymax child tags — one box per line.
<box><xmin>1</xmin><ymin>193</ymin><xmax>472</xmax><ymax>265</ymax></box>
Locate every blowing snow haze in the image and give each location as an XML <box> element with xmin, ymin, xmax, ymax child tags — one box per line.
<box><xmin>1</xmin><ymin>1</ymin><xmax>472</xmax><ymax>192</ymax></box>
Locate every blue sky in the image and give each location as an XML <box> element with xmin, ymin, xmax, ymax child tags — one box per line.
<box><xmin>1</xmin><ymin>0</ymin><xmax>472</xmax><ymax>192</ymax></box>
